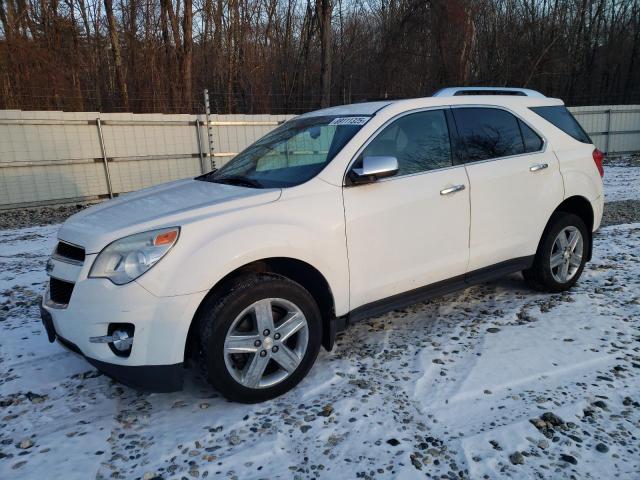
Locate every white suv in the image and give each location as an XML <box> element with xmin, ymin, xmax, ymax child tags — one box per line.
<box><xmin>40</xmin><ymin>87</ymin><xmax>604</xmax><ymax>402</ymax></box>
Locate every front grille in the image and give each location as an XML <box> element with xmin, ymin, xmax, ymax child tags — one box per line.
<box><xmin>55</xmin><ymin>241</ymin><xmax>85</xmax><ymax>264</ymax></box>
<box><xmin>49</xmin><ymin>277</ymin><xmax>75</xmax><ymax>305</ymax></box>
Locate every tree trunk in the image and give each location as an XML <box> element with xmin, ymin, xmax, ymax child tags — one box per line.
<box><xmin>182</xmin><ymin>0</ymin><xmax>193</xmax><ymax>111</ymax></box>
<box><xmin>213</xmin><ymin>0</ymin><xmax>223</xmax><ymax>112</ymax></box>
<box><xmin>0</xmin><ymin>0</ymin><xmax>16</xmax><ymax>108</ymax></box>
<box><xmin>160</xmin><ymin>0</ymin><xmax>179</xmax><ymax>111</ymax></box>
<box><xmin>161</xmin><ymin>0</ymin><xmax>182</xmax><ymax>111</ymax></box>
<box><xmin>316</xmin><ymin>0</ymin><xmax>332</xmax><ymax>108</ymax></box>
<box><xmin>128</xmin><ymin>0</ymin><xmax>137</xmax><ymax>110</ymax></box>
<box><xmin>104</xmin><ymin>0</ymin><xmax>129</xmax><ymax>110</ymax></box>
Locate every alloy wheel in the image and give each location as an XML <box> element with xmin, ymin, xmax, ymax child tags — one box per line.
<box><xmin>550</xmin><ymin>226</ymin><xmax>584</xmax><ymax>283</ymax></box>
<box><xmin>223</xmin><ymin>298</ymin><xmax>309</xmax><ymax>389</ymax></box>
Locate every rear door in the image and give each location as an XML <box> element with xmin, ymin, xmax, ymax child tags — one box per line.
<box><xmin>343</xmin><ymin>109</ymin><xmax>470</xmax><ymax>310</ymax></box>
<box><xmin>451</xmin><ymin>106</ymin><xmax>564</xmax><ymax>273</ymax></box>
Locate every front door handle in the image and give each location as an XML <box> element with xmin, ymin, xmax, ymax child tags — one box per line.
<box><xmin>530</xmin><ymin>163</ymin><xmax>548</xmax><ymax>172</ymax></box>
<box><xmin>440</xmin><ymin>184</ymin><xmax>466</xmax><ymax>195</ymax></box>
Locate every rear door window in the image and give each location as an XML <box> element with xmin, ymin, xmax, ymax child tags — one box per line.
<box><xmin>529</xmin><ymin>106</ymin><xmax>591</xmax><ymax>144</ymax></box>
<box><xmin>452</xmin><ymin>108</ymin><xmax>525</xmax><ymax>162</ymax></box>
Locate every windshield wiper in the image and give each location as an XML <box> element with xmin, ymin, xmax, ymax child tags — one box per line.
<box><xmin>212</xmin><ymin>176</ymin><xmax>263</xmax><ymax>188</ymax></box>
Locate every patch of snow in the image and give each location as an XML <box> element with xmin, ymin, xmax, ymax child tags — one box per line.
<box><xmin>604</xmin><ymin>167</ymin><xmax>640</xmax><ymax>201</ymax></box>
<box><xmin>1</xmin><ymin>226</ymin><xmax>639</xmax><ymax>478</ymax></box>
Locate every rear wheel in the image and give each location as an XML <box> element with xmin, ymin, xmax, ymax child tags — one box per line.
<box><xmin>523</xmin><ymin>212</ymin><xmax>589</xmax><ymax>292</ymax></box>
<box><xmin>198</xmin><ymin>274</ymin><xmax>322</xmax><ymax>403</ymax></box>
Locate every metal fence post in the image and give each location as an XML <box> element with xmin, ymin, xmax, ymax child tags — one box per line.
<box><xmin>204</xmin><ymin>89</ymin><xmax>215</xmax><ymax>169</ymax></box>
<box><xmin>96</xmin><ymin>117</ymin><xmax>114</xmax><ymax>198</ymax></box>
<box><xmin>604</xmin><ymin>108</ymin><xmax>612</xmax><ymax>154</ymax></box>
<box><xmin>195</xmin><ymin>119</ymin><xmax>205</xmax><ymax>174</ymax></box>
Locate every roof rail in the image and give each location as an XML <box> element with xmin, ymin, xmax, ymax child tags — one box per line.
<box><xmin>433</xmin><ymin>87</ymin><xmax>546</xmax><ymax>98</ymax></box>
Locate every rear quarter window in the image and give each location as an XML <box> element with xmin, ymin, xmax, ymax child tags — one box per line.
<box><xmin>529</xmin><ymin>106</ymin><xmax>592</xmax><ymax>144</ymax></box>
<box><xmin>518</xmin><ymin>119</ymin><xmax>544</xmax><ymax>153</ymax></box>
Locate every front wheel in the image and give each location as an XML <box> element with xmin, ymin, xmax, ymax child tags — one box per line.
<box><xmin>523</xmin><ymin>212</ymin><xmax>589</xmax><ymax>293</ymax></box>
<box><xmin>198</xmin><ymin>274</ymin><xmax>322</xmax><ymax>403</ymax></box>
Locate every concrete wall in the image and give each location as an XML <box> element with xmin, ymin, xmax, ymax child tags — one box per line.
<box><xmin>0</xmin><ymin>106</ymin><xmax>637</xmax><ymax>208</ymax></box>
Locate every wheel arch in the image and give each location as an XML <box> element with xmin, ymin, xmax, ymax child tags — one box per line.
<box><xmin>184</xmin><ymin>257</ymin><xmax>338</xmax><ymax>361</ymax></box>
<box><xmin>548</xmin><ymin>195</ymin><xmax>594</xmax><ymax>260</ymax></box>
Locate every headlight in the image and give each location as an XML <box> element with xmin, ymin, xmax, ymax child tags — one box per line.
<box><xmin>89</xmin><ymin>227</ymin><xmax>179</xmax><ymax>285</ymax></box>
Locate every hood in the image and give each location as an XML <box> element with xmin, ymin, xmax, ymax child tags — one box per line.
<box><xmin>58</xmin><ymin>179</ymin><xmax>281</xmax><ymax>253</ymax></box>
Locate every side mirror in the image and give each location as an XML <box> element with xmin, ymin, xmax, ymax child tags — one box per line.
<box><xmin>349</xmin><ymin>156</ymin><xmax>399</xmax><ymax>185</ymax></box>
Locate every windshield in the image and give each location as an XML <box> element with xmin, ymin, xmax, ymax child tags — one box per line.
<box><xmin>199</xmin><ymin>115</ymin><xmax>370</xmax><ymax>188</ymax></box>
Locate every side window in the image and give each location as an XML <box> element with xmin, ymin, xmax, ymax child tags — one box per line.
<box><xmin>453</xmin><ymin>108</ymin><xmax>525</xmax><ymax>162</ymax></box>
<box><xmin>518</xmin><ymin>119</ymin><xmax>543</xmax><ymax>153</ymax></box>
<box><xmin>361</xmin><ymin>110</ymin><xmax>452</xmax><ymax>176</ymax></box>
<box><xmin>530</xmin><ymin>106</ymin><xmax>591</xmax><ymax>143</ymax></box>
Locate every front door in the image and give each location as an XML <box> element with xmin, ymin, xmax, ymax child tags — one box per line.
<box><xmin>343</xmin><ymin>109</ymin><xmax>471</xmax><ymax>310</ymax></box>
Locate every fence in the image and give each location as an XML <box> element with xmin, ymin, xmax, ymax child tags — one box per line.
<box><xmin>570</xmin><ymin>105</ymin><xmax>640</xmax><ymax>154</ymax></box>
<box><xmin>0</xmin><ymin>105</ymin><xmax>638</xmax><ymax>209</ymax></box>
<box><xmin>0</xmin><ymin>111</ymin><xmax>293</xmax><ymax>208</ymax></box>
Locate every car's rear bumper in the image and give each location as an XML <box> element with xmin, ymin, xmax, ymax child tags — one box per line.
<box><xmin>40</xmin><ymin>302</ymin><xmax>184</xmax><ymax>392</ymax></box>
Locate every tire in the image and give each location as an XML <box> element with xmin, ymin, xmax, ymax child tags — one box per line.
<box><xmin>197</xmin><ymin>273</ymin><xmax>322</xmax><ymax>403</ymax></box>
<box><xmin>523</xmin><ymin>212</ymin><xmax>589</xmax><ymax>293</ymax></box>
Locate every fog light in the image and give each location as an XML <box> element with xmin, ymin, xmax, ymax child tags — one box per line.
<box><xmin>89</xmin><ymin>323</ymin><xmax>135</xmax><ymax>357</ymax></box>
<box><xmin>108</xmin><ymin>323</ymin><xmax>134</xmax><ymax>357</ymax></box>
<box><xmin>111</xmin><ymin>330</ymin><xmax>133</xmax><ymax>351</ymax></box>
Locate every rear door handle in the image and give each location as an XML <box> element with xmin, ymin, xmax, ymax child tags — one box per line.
<box><xmin>530</xmin><ymin>163</ymin><xmax>548</xmax><ymax>172</ymax></box>
<box><xmin>440</xmin><ymin>184</ymin><xmax>466</xmax><ymax>195</ymax></box>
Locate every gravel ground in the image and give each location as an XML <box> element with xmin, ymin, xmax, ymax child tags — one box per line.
<box><xmin>601</xmin><ymin>200</ymin><xmax>640</xmax><ymax>227</ymax></box>
<box><xmin>0</xmin><ymin>161</ymin><xmax>639</xmax><ymax>479</ymax></box>
<box><xmin>1</xmin><ymin>222</ymin><xmax>639</xmax><ymax>479</ymax></box>
<box><xmin>605</xmin><ymin>154</ymin><xmax>640</xmax><ymax>167</ymax></box>
<box><xmin>0</xmin><ymin>204</ymin><xmax>90</xmax><ymax>230</ymax></box>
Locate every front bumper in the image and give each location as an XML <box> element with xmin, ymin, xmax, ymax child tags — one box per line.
<box><xmin>42</xmin><ymin>276</ymin><xmax>205</xmax><ymax>363</ymax></box>
<box><xmin>40</xmin><ymin>255</ymin><xmax>207</xmax><ymax>392</ymax></box>
<box><xmin>40</xmin><ymin>301</ymin><xmax>184</xmax><ymax>392</ymax></box>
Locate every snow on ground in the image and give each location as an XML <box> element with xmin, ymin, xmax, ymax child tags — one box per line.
<box><xmin>1</xmin><ymin>222</ymin><xmax>640</xmax><ymax>478</ymax></box>
<box><xmin>604</xmin><ymin>167</ymin><xmax>640</xmax><ymax>202</ymax></box>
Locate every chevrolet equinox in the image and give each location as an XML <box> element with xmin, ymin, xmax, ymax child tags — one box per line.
<box><xmin>40</xmin><ymin>87</ymin><xmax>605</xmax><ymax>403</ymax></box>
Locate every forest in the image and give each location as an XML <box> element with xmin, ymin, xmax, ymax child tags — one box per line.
<box><xmin>1</xmin><ymin>0</ymin><xmax>639</xmax><ymax>114</ymax></box>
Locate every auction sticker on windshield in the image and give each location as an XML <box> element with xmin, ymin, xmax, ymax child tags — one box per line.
<box><xmin>329</xmin><ymin>117</ymin><xmax>370</xmax><ymax>126</ymax></box>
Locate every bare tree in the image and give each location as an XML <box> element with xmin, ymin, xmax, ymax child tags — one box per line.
<box><xmin>104</xmin><ymin>0</ymin><xmax>129</xmax><ymax>109</ymax></box>
<box><xmin>316</xmin><ymin>0</ymin><xmax>332</xmax><ymax>108</ymax></box>
<box><xmin>182</xmin><ymin>0</ymin><xmax>193</xmax><ymax>108</ymax></box>
<box><xmin>0</xmin><ymin>0</ymin><xmax>638</xmax><ymax>113</ymax></box>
